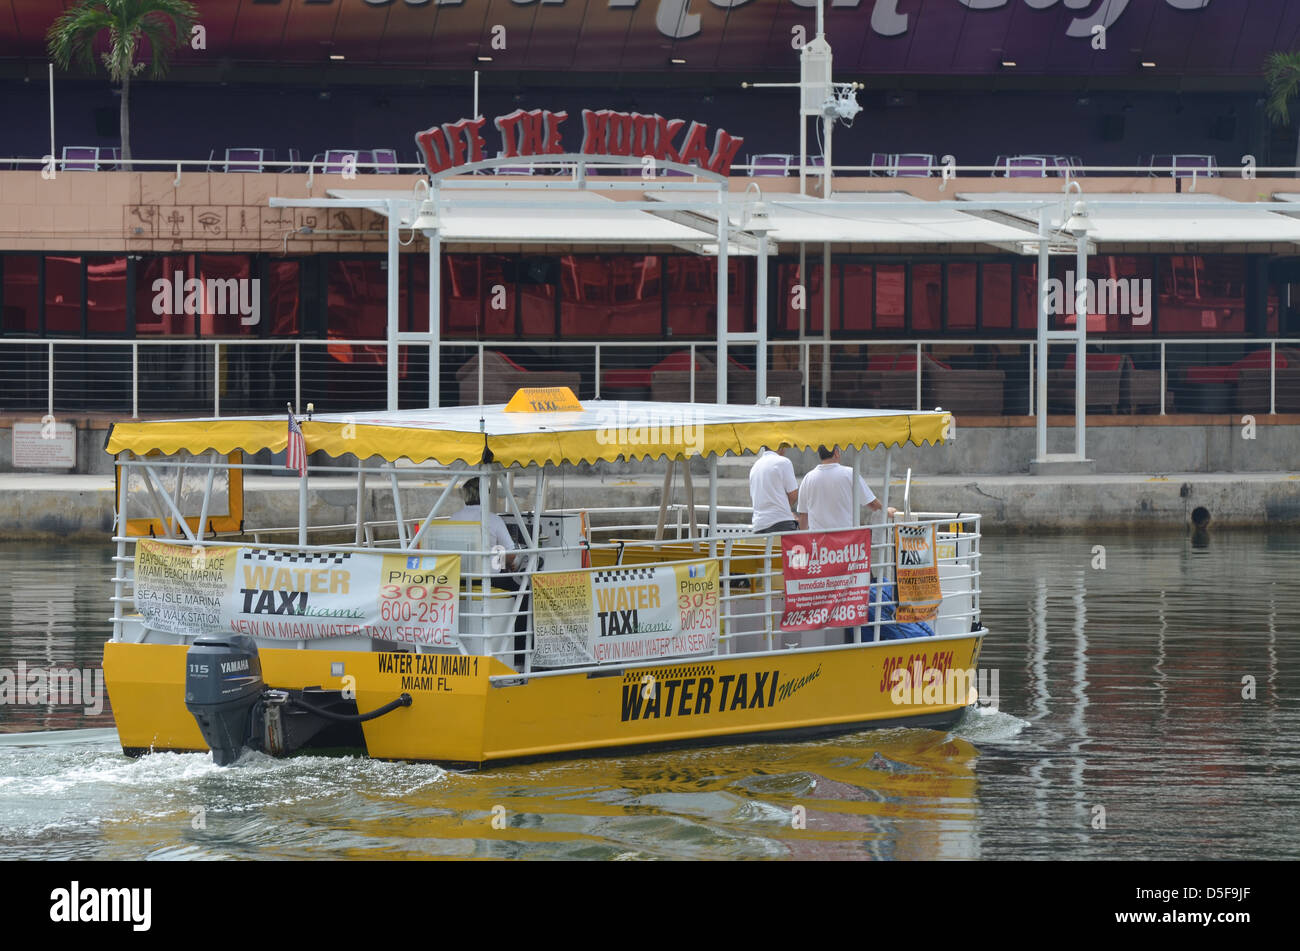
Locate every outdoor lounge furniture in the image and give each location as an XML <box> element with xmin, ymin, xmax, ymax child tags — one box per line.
<box><xmin>456</xmin><ymin>350</ymin><xmax>582</xmax><ymax>405</ymax></box>
<box><xmin>750</xmin><ymin>154</ymin><xmax>792</xmax><ymax>177</ymax></box>
<box><xmin>1174</xmin><ymin>349</ymin><xmax>1290</xmax><ymax>414</ymax></box>
<box><xmin>650</xmin><ymin>351</ymin><xmax>717</xmax><ymax>402</ymax></box>
<box><xmin>1120</xmin><ymin>358</ymin><xmax>1167</xmax><ymax>414</ymax></box>
<box><xmin>852</xmin><ymin>351</ymin><xmax>919</xmax><ymax>409</ymax></box>
<box><xmin>1047</xmin><ymin>353</ymin><xmax>1124</xmax><ymax>414</ymax></box>
<box><xmin>224</xmin><ymin>148</ymin><xmax>264</xmax><ymax>172</ymax></box>
<box><xmin>1005</xmin><ymin>156</ymin><xmax>1048</xmax><ymax>178</ymax></box>
<box><xmin>1235</xmin><ymin>349</ymin><xmax>1300</xmax><ymax>413</ymax></box>
<box><xmin>894</xmin><ymin>153</ymin><xmax>934</xmax><ymax>177</ymax></box>
<box><xmin>920</xmin><ymin>353</ymin><xmax>1005</xmax><ymax>415</ymax></box>
<box><xmin>61</xmin><ymin>147</ymin><xmax>99</xmax><ymax>171</ymax></box>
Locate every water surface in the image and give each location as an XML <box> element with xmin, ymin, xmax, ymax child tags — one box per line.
<box><xmin>0</xmin><ymin>533</ymin><xmax>1295</xmax><ymax>860</ymax></box>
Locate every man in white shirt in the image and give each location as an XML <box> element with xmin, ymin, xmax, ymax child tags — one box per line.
<box><xmin>749</xmin><ymin>443</ymin><xmax>799</xmax><ymax>533</ymax></box>
<box><xmin>448</xmin><ymin>478</ymin><xmax>521</xmax><ymax>578</ymax></box>
<box><xmin>797</xmin><ymin>445</ymin><xmax>891</xmax><ymax>531</ymax></box>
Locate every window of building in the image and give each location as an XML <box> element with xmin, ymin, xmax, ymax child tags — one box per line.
<box><xmin>137</xmin><ymin>255</ymin><xmax>196</xmax><ymax>336</ymax></box>
<box><xmin>980</xmin><ymin>262</ymin><xmax>1012</xmax><ymax>330</ymax></box>
<box><xmin>875</xmin><ymin>264</ymin><xmax>905</xmax><ymax>331</ymax></box>
<box><xmin>44</xmin><ymin>256</ymin><xmax>83</xmax><ymax>335</ymax></box>
<box><xmin>1158</xmin><ymin>255</ymin><xmax>1246</xmax><ymax>334</ymax></box>
<box><xmin>85</xmin><ymin>256</ymin><xmax>128</xmax><ymax>335</ymax></box>
<box><xmin>911</xmin><ymin>263</ymin><xmax>942</xmax><ymax>333</ymax></box>
<box><xmin>946</xmin><ymin>262</ymin><xmax>977</xmax><ymax>331</ymax></box>
<box><xmin>1</xmin><ymin>256</ymin><xmax>41</xmax><ymax>334</ymax></box>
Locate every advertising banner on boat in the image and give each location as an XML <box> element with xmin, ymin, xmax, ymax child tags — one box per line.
<box><xmin>779</xmin><ymin>529</ymin><xmax>873</xmax><ymax>631</ymax></box>
<box><xmin>895</xmin><ymin>524</ymin><xmax>942</xmax><ymax>623</ymax></box>
<box><xmin>532</xmin><ymin>560</ymin><xmax>719</xmax><ymax>667</ymax></box>
<box><xmin>133</xmin><ymin>541</ymin><xmax>460</xmax><ymax>647</ymax></box>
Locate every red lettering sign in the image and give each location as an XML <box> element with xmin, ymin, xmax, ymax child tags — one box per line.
<box><xmin>419</xmin><ymin>109</ymin><xmax>741</xmax><ymax>175</ymax></box>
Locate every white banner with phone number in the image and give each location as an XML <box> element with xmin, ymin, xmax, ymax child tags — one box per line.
<box><xmin>134</xmin><ymin>540</ymin><xmax>460</xmax><ymax>646</ymax></box>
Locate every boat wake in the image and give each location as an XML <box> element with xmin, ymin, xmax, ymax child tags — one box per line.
<box><xmin>0</xmin><ymin>729</ymin><xmax>448</xmax><ymax>857</ymax></box>
<box><xmin>950</xmin><ymin>706</ymin><xmax>1030</xmax><ymax>743</ymax></box>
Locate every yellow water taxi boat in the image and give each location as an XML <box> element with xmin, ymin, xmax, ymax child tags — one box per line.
<box><xmin>102</xmin><ymin>391</ymin><xmax>986</xmax><ymax>767</ymax></box>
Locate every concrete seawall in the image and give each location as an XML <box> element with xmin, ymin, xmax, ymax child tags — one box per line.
<box><xmin>3</xmin><ymin>470</ymin><xmax>1297</xmax><ymax>540</ymax></box>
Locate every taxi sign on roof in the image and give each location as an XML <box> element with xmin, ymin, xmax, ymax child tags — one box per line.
<box><xmin>505</xmin><ymin>386</ymin><xmax>583</xmax><ymax>413</ymax></box>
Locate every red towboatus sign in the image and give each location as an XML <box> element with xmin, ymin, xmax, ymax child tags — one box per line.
<box><xmin>416</xmin><ymin>108</ymin><xmax>744</xmax><ymax>176</ymax></box>
<box><xmin>779</xmin><ymin>529</ymin><xmax>873</xmax><ymax>631</ymax></box>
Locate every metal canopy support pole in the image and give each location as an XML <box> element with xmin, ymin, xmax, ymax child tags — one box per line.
<box><xmin>683</xmin><ymin>459</ymin><xmax>699</xmax><ymax>539</ymax></box>
<box><xmin>1074</xmin><ymin>230</ymin><xmax>1088</xmax><ymax>459</ymax></box>
<box><xmin>196</xmin><ymin>450</ymin><xmax>217</xmax><ymax>541</ymax></box>
<box><xmin>389</xmin><ymin>467</ymin><xmax>407</xmax><ymax>548</ymax></box>
<box><xmin>799</xmin><ymin>243</ymin><xmax>809</xmax><ymax>406</ymax></box>
<box><xmin>354</xmin><ymin>461</ymin><xmax>367</xmax><ymax>546</ymax></box>
<box><xmin>298</xmin><ymin>467</ymin><xmax>309</xmax><ymax>547</ymax></box>
<box><xmin>385</xmin><ymin>198</ymin><xmax>400</xmax><ymax>411</ymax></box>
<box><xmin>707</xmin><ymin>456</ymin><xmax>718</xmax><ymax>543</ymax></box>
<box><xmin>429</xmin><ymin>229</ymin><xmax>442</xmax><ymax>408</ymax></box>
<box><xmin>756</xmin><ymin>234</ymin><xmax>769</xmax><ymax>401</ymax></box>
<box><xmin>821</xmin><ymin>242</ymin><xmax>830</xmax><ymax>406</ymax></box>
<box><xmin>655</xmin><ymin>459</ymin><xmax>674</xmax><ymax>541</ymax></box>
<box><xmin>852</xmin><ymin>449</ymin><xmax>862</xmax><ymax>527</ymax></box>
<box><xmin>716</xmin><ymin>195</ymin><xmax>730</xmax><ymax>404</ymax></box>
<box><xmin>1040</xmin><ymin>209</ymin><xmax>1050</xmax><ymax>465</ymax></box>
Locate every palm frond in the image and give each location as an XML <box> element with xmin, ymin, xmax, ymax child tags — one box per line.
<box><xmin>1264</xmin><ymin>50</ymin><xmax>1300</xmax><ymax>125</ymax></box>
<box><xmin>44</xmin><ymin>0</ymin><xmax>198</xmax><ymax>81</ymax></box>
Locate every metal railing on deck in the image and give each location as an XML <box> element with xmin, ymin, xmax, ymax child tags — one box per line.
<box><xmin>5</xmin><ymin>336</ymin><xmax>1297</xmax><ymax>418</ymax></box>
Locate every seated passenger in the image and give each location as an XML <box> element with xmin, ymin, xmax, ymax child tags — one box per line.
<box><xmin>447</xmin><ymin>478</ymin><xmax>522</xmax><ymax>589</ymax></box>
<box><xmin>860</xmin><ymin>581</ymin><xmax>935</xmax><ymax>642</ymax></box>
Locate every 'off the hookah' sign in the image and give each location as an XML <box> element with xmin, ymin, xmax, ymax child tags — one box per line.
<box><xmin>416</xmin><ymin>108</ymin><xmax>744</xmax><ymax>176</ymax></box>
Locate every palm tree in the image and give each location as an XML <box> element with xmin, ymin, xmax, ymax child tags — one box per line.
<box><xmin>46</xmin><ymin>0</ymin><xmax>198</xmax><ymax>170</ymax></box>
<box><xmin>1265</xmin><ymin>50</ymin><xmax>1300</xmax><ymax>172</ymax></box>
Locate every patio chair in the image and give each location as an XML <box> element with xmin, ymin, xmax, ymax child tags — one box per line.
<box><xmin>455</xmin><ymin>351</ymin><xmax>581</xmax><ymax>406</ymax></box>
<box><xmin>354</xmin><ymin>149</ymin><xmax>374</xmax><ymax>173</ymax></box>
<box><xmin>224</xmin><ymin>148</ymin><xmax>264</xmax><ymax>173</ymax></box>
<box><xmin>323</xmin><ymin>150</ymin><xmax>357</xmax><ymax>174</ymax></box>
<box><xmin>870</xmin><ymin>152</ymin><xmax>894</xmax><ymax>176</ymax></box>
<box><xmin>1120</xmin><ymin>357</ymin><xmax>1167</xmax><ymax>414</ymax></box>
<box><xmin>286</xmin><ymin>148</ymin><xmax>304</xmax><ymax>173</ymax></box>
<box><xmin>919</xmin><ymin>353</ymin><xmax>1005</xmax><ymax>415</ymax></box>
<box><xmin>1047</xmin><ymin>353</ymin><xmax>1124</xmax><ymax>414</ymax></box>
<box><xmin>104</xmin><ymin>147</ymin><xmax>122</xmax><ymax>170</ymax></box>
<box><xmin>894</xmin><ymin>153</ymin><xmax>933</xmax><ymax>177</ymax></box>
<box><xmin>61</xmin><ymin>147</ymin><xmax>99</xmax><ymax>171</ymax></box>
<box><xmin>1006</xmin><ymin>156</ymin><xmax>1048</xmax><ymax>178</ymax></box>
<box><xmin>1173</xmin><ymin>154</ymin><xmax>1217</xmax><ymax>179</ymax></box>
<box><xmin>650</xmin><ymin>351</ymin><xmax>716</xmax><ymax>402</ymax></box>
<box><xmin>372</xmin><ymin>148</ymin><xmax>399</xmax><ymax>174</ymax></box>
<box><xmin>750</xmin><ymin>154</ymin><xmax>791</xmax><ymax>177</ymax></box>
<box><xmin>1147</xmin><ymin>154</ymin><xmax>1172</xmax><ymax>177</ymax></box>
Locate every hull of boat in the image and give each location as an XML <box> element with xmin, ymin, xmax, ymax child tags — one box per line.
<box><xmin>104</xmin><ymin>633</ymin><xmax>984</xmax><ymax>766</ymax></box>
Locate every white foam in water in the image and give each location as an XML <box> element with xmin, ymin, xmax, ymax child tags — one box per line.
<box><xmin>950</xmin><ymin>706</ymin><xmax>1030</xmax><ymax>742</ymax></box>
<box><xmin>0</xmin><ymin>732</ymin><xmax>449</xmax><ymax>845</ymax></box>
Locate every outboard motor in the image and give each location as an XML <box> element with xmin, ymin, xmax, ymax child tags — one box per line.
<box><xmin>184</xmin><ymin>635</ymin><xmax>264</xmax><ymax>766</ymax></box>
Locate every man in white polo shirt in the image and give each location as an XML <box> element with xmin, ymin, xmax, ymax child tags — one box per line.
<box><xmin>797</xmin><ymin>444</ymin><xmax>891</xmax><ymax>531</ymax></box>
<box><xmin>749</xmin><ymin>443</ymin><xmax>799</xmax><ymax>533</ymax></box>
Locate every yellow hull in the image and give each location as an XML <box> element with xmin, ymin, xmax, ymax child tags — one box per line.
<box><xmin>104</xmin><ymin>634</ymin><xmax>984</xmax><ymax>766</ymax></box>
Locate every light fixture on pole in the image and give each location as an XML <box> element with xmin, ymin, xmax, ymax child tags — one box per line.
<box><xmin>741</xmin><ymin>183</ymin><xmax>775</xmax><ymax>402</ymax></box>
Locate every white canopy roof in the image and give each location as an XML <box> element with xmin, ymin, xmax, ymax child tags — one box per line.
<box><xmin>327</xmin><ymin>188</ymin><xmax>720</xmax><ymax>245</ymax></box>
<box><xmin>955</xmin><ymin>192</ymin><xmax>1300</xmax><ymax>244</ymax></box>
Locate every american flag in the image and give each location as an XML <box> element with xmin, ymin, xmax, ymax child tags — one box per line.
<box><xmin>286</xmin><ymin>411</ymin><xmax>306</xmax><ymax>476</ymax></box>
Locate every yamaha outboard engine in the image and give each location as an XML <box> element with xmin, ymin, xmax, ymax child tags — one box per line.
<box><xmin>184</xmin><ymin>635</ymin><xmax>264</xmax><ymax>766</ymax></box>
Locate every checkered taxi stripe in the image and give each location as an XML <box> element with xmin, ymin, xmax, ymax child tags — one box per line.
<box><xmin>245</xmin><ymin>549</ymin><xmax>352</xmax><ymax>565</ymax></box>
